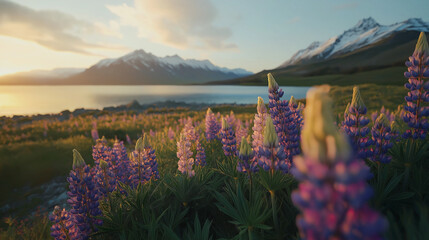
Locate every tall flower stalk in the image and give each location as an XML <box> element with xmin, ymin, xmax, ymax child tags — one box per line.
<box><xmin>177</xmin><ymin>131</ymin><xmax>195</xmax><ymax>177</ymax></box>
<box><xmin>67</xmin><ymin>149</ymin><xmax>102</xmax><ymax>239</ymax></box>
<box><xmin>370</xmin><ymin>114</ymin><xmax>393</xmax><ymax>164</ymax></box>
<box><xmin>402</xmin><ymin>32</ymin><xmax>429</xmax><ymax>139</ymax></box>
<box><xmin>220</xmin><ymin>118</ymin><xmax>237</xmax><ymax>157</ymax></box>
<box><xmin>129</xmin><ymin>134</ymin><xmax>159</xmax><ymax>187</ymax></box>
<box><xmin>342</xmin><ymin>86</ymin><xmax>372</xmax><ymax>159</ymax></box>
<box><xmin>292</xmin><ymin>86</ymin><xmax>387</xmax><ymax>240</ymax></box>
<box><xmin>205</xmin><ymin>108</ymin><xmax>221</xmax><ymax>141</ymax></box>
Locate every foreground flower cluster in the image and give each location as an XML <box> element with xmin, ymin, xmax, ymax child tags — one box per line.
<box><xmin>48</xmin><ymin>32</ymin><xmax>429</xmax><ymax>240</ymax></box>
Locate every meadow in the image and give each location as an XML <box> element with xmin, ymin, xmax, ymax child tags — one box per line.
<box><xmin>0</xmin><ymin>33</ymin><xmax>428</xmax><ymax>240</ymax></box>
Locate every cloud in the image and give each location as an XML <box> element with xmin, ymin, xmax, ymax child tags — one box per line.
<box><xmin>107</xmin><ymin>0</ymin><xmax>237</xmax><ymax>50</ymax></box>
<box><xmin>0</xmin><ymin>0</ymin><xmax>123</xmax><ymax>55</ymax></box>
<box><xmin>333</xmin><ymin>2</ymin><xmax>358</xmax><ymax>10</ymax></box>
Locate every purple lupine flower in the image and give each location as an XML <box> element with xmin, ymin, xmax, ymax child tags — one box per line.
<box><xmin>129</xmin><ymin>135</ymin><xmax>159</xmax><ymax>187</ymax></box>
<box><xmin>342</xmin><ymin>86</ymin><xmax>373</xmax><ymax>159</ymax></box>
<box><xmin>235</xmin><ymin>119</ymin><xmax>248</xmax><ymax>147</ymax></box>
<box><xmin>49</xmin><ymin>206</ymin><xmax>80</xmax><ymax>240</ymax></box>
<box><xmin>91</xmin><ymin>128</ymin><xmax>99</xmax><ymax>142</ymax></box>
<box><xmin>287</xmin><ymin>96</ymin><xmax>302</xmax><ymax>156</ymax></box>
<box><xmin>252</xmin><ymin>97</ymin><xmax>268</xmax><ymax>152</ymax></box>
<box><xmin>292</xmin><ymin>86</ymin><xmax>387</xmax><ymax>240</ymax></box>
<box><xmin>183</xmin><ymin>117</ymin><xmax>199</xmax><ymax>142</ymax></box>
<box><xmin>258</xmin><ymin>116</ymin><xmax>288</xmax><ymax>173</ymax></box>
<box><xmin>195</xmin><ymin>139</ymin><xmax>206</xmax><ymax>166</ymax></box>
<box><xmin>168</xmin><ymin>127</ymin><xmax>175</xmax><ymax>140</ymax></box>
<box><xmin>112</xmin><ymin>139</ymin><xmax>130</xmax><ymax>184</ymax></box>
<box><xmin>226</xmin><ymin>111</ymin><xmax>236</xmax><ymax>127</ymax></box>
<box><xmin>149</xmin><ymin>129</ymin><xmax>156</xmax><ymax>137</ymax></box>
<box><xmin>205</xmin><ymin>108</ymin><xmax>221</xmax><ymax>141</ymax></box>
<box><xmin>220</xmin><ymin>118</ymin><xmax>237</xmax><ymax>157</ymax></box>
<box><xmin>402</xmin><ymin>32</ymin><xmax>429</xmax><ymax>139</ymax></box>
<box><xmin>92</xmin><ymin>136</ymin><xmax>112</xmax><ymax>166</ymax></box>
<box><xmin>177</xmin><ymin>132</ymin><xmax>195</xmax><ymax>177</ymax></box>
<box><xmin>67</xmin><ymin>149</ymin><xmax>102</xmax><ymax>239</ymax></box>
<box><xmin>96</xmin><ymin>160</ymin><xmax>116</xmax><ymax>198</ymax></box>
<box><xmin>267</xmin><ymin>73</ymin><xmax>300</xmax><ymax>164</ymax></box>
<box><xmin>370</xmin><ymin>114</ymin><xmax>393</xmax><ymax>163</ymax></box>
<box><xmin>237</xmin><ymin>136</ymin><xmax>258</xmax><ymax>173</ymax></box>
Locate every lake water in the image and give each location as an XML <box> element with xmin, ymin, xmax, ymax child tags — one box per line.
<box><xmin>0</xmin><ymin>85</ymin><xmax>310</xmax><ymax>116</ymax></box>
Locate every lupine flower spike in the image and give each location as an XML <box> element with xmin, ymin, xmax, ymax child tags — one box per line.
<box><xmin>129</xmin><ymin>134</ymin><xmax>159</xmax><ymax>187</ymax></box>
<box><xmin>195</xmin><ymin>139</ymin><xmax>206</xmax><ymax>166</ymax></box>
<box><xmin>258</xmin><ymin>116</ymin><xmax>288</xmax><ymax>173</ymax></box>
<box><xmin>403</xmin><ymin>32</ymin><xmax>429</xmax><ymax>139</ymax></box>
<box><xmin>67</xmin><ymin>149</ymin><xmax>102</xmax><ymax>239</ymax></box>
<box><xmin>205</xmin><ymin>108</ymin><xmax>221</xmax><ymax>141</ymax></box>
<box><xmin>49</xmin><ymin>206</ymin><xmax>80</xmax><ymax>240</ymax></box>
<box><xmin>252</xmin><ymin>97</ymin><xmax>268</xmax><ymax>152</ymax></box>
<box><xmin>267</xmin><ymin>73</ymin><xmax>300</xmax><ymax>164</ymax></box>
<box><xmin>237</xmin><ymin>136</ymin><xmax>258</xmax><ymax>173</ymax></box>
<box><xmin>220</xmin><ymin>117</ymin><xmax>237</xmax><ymax>157</ymax></box>
<box><xmin>177</xmin><ymin>132</ymin><xmax>195</xmax><ymax>177</ymax></box>
<box><xmin>371</xmin><ymin>114</ymin><xmax>393</xmax><ymax>164</ymax></box>
<box><xmin>342</xmin><ymin>86</ymin><xmax>373</xmax><ymax>159</ymax></box>
<box><xmin>292</xmin><ymin>86</ymin><xmax>387</xmax><ymax>240</ymax></box>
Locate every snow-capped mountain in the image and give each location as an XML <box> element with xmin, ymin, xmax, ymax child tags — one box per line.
<box><xmin>59</xmin><ymin>50</ymin><xmax>252</xmax><ymax>85</ymax></box>
<box><xmin>94</xmin><ymin>50</ymin><xmax>251</xmax><ymax>76</ymax></box>
<box><xmin>0</xmin><ymin>50</ymin><xmax>252</xmax><ymax>85</ymax></box>
<box><xmin>279</xmin><ymin>17</ymin><xmax>429</xmax><ymax>68</ymax></box>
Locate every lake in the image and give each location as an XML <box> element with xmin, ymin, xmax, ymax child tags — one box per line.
<box><xmin>0</xmin><ymin>85</ymin><xmax>310</xmax><ymax>116</ymax></box>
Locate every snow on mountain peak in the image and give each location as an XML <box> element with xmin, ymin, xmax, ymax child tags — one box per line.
<box><xmin>279</xmin><ymin>18</ymin><xmax>429</xmax><ymax>68</ymax></box>
<box><xmin>93</xmin><ymin>50</ymin><xmax>252</xmax><ymax>76</ymax></box>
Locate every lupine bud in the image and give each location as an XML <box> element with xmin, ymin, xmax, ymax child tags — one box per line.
<box><xmin>72</xmin><ymin>149</ymin><xmax>86</xmax><ymax>170</ymax></box>
<box><xmin>267</xmin><ymin>73</ymin><xmax>279</xmax><ymax>90</ymax></box>
<box><xmin>99</xmin><ymin>159</ymin><xmax>108</xmax><ymax>169</ymax></box>
<box><xmin>237</xmin><ymin>136</ymin><xmax>258</xmax><ymax>173</ymax></box>
<box><xmin>263</xmin><ymin>117</ymin><xmax>278</xmax><ymax>148</ymax></box>
<box><xmin>257</xmin><ymin>96</ymin><xmax>267</xmax><ymax>114</ymax></box>
<box><xmin>301</xmin><ymin>86</ymin><xmax>350</xmax><ymax>164</ymax></box>
<box><xmin>239</xmin><ymin>137</ymin><xmax>252</xmax><ymax>156</ymax></box>
<box><xmin>414</xmin><ymin>32</ymin><xmax>429</xmax><ymax>57</ymax></box>
<box><xmin>350</xmin><ymin>86</ymin><xmax>367</xmax><ymax>114</ymax></box>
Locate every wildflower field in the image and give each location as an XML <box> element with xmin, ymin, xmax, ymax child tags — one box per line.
<box><xmin>1</xmin><ymin>33</ymin><xmax>429</xmax><ymax>240</ymax></box>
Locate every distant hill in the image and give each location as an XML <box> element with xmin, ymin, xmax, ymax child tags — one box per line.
<box><xmin>211</xmin><ymin>18</ymin><xmax>429</xmax><ymax>86</ymax></box>
<box><xmin>0</xmin><ymin>50</ymin><xmax>252</xmax><ymax>85</ymax></box>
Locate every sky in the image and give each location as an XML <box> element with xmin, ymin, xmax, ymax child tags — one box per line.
<box><xmin>0</xmin><ymin>0</ymin><xmax>428</xmax><ymax>76</ymax></box>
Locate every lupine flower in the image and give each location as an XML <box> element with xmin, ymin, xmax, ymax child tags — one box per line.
<box><xmin>112</xmin><ymin>139</ymin><xmax>130</xmax><ymax>184</ymax></box>
<box><xmin>235</xmin><ymin>119</ymin><xmax>248</xmax><ymax>146</ymax></box>
<box><xmin>226</xmin><ymin>110</ymin><xmax>236</xmax><ymax>127</ymax></box>
<box><xmin>258</xmin><ymin>116</ymin><xmax>288</xmax><ymax>173</ymax></box>
<box><xmin>195</xmin><ymin>139</ymin><xmax>206</xmax><ymax>166</ymax></box>
<box><xmin>183</xmin><ymin>117</ymin><xmax>199</xmax><ymax>142</ymax></box>
<box><xmin>220</xmin><ymin>118</ymin><xmax>237</xmax><ymax>157</ymax></box>
<box><xmin>287</xmin><ymin>96</ymin><xmax>302</xmax><ymax>156</ymax></box>
<box><xmin>92</xmin><ymin>136</ymin><xmax>112</xmax><ymax>166</ymax></box>
<box><xmin>370</xmin><ymin>114</ymin><xmax>393</xmax><ymax>163</ymax></box>
<box><xmin>205</xmin><ymin>108</ymin><xmax>221</xmax><ymax>141</ymax></box>
<box><xmin>129</xmin><ymin>135</ymin><xmax>159</xmax><ymax>187</ymax></box>
<box><xmin>168</xmin><ymin>127</ymin><xmax>175</xmax><ymax>140</ymax></box>
<box><xmin>237</xmin><ymin>136</ymin><xmax>258</xmax><ymax>173</ymax></box>
<box><xmin>91</xmin><ymin>128</ymin><xmax>99</xmax><ymax>142</ymax></box>
<box><xmin>177</xmin><ymin>132</ymin><xmax>195</xmax><ymax>177</ymax></box>
<box><xmin>96</xmin><ymin>160</ymin><xmax>116</xmax><ymax>198</ymax></box>
<box><xmin>292</xmin><ymin>86</ymin><xmax>387</xmax><ymax>240</ymax></box>
<box><xmin>267</xmin><ymin>73</ymin><xmax>300</xmax><ymax>163</ymax></box>
<box><xmin>252</xmin><ymin>97</ymin><xmax>268</xmax><ymax>152</ymax></box>
<box><xmin>49</xmin><ymin>206</ymin><xmax>80</xmax><ymax>240</ymax></box>
<box><xmin>342</xmin><ymin>86</ymin><xmax>373</xmax><ymax>159</ymax></box>
<box><xmin>403</xmin><ymin>32</ymin><xmax>429</xmax><ymax>139</ymax></box>
<box><xmin>67</xmin><ymin>149</ymin><xmax>102</xmax><ymax>239</ymax></box>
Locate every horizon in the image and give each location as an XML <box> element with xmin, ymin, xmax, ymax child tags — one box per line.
<box><xmin>0</xmin><ymin>0</ymin><xmax>428</xmax><ymax>76</ymax></box>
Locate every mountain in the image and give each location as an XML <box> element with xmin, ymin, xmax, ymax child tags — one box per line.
<box><xmin>211</xmin><ymin>18</ymin><xmax>429</xmax><ymax>86</ymax></box>
<box><xmin>279</xmin><ymin>17</ymin><xmax>429</xmax><ymax>68</ymax></box>
<box><xmin>0</xmin><ymin>50</ymin><xmax>252</xmax><ymax>85</ymax></box>
<box><xmin>0</xmin><ymin>68</ymin><xmax>84</xmax><ymax>85</ymax></box>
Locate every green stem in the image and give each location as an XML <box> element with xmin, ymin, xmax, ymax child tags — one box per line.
<box><xmin>248</xmin><ymin>227</ymin><xmax>253</xmax><ymax>240</ymax></box>
<box><xmin>269</xmin><ymin>190</ymin><xmax>279</xmax><ymax>237</ymax></box>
